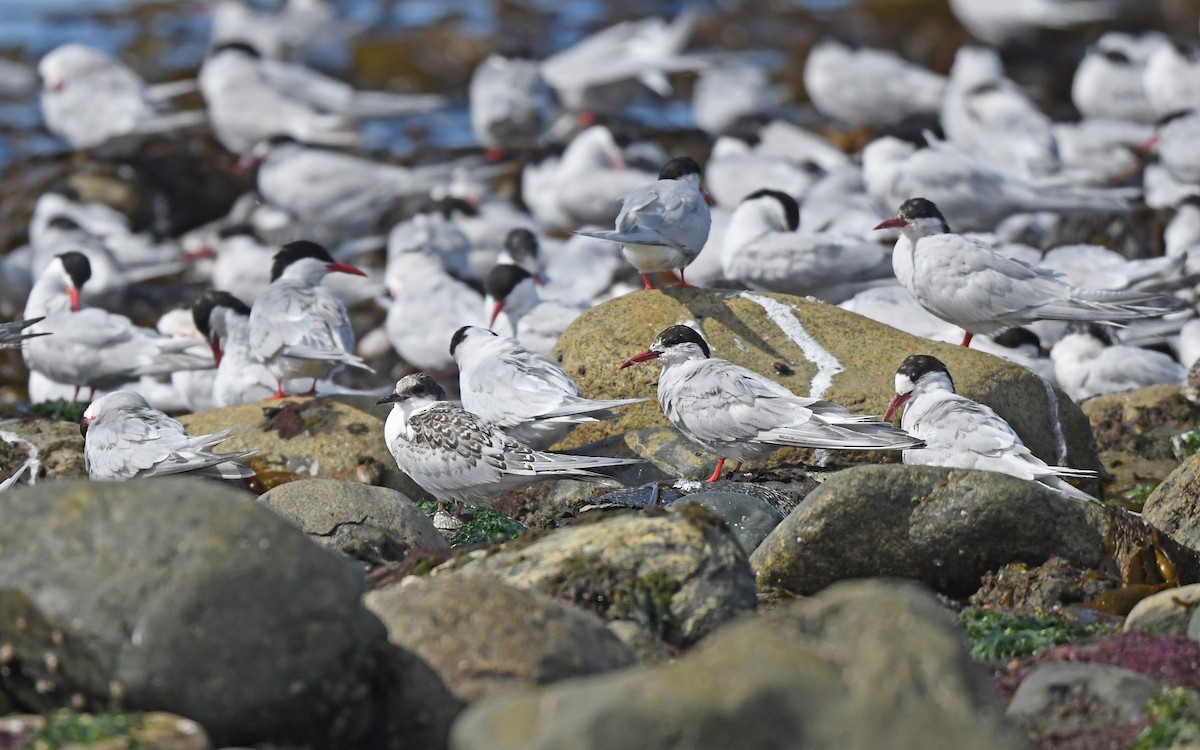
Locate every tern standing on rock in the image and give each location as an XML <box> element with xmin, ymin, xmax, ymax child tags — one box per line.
<box><xmin>377</xmin><ymin>373</ymin><xmax>643</xmax><ymax>512</ymax></box>
<box><xmin>82</xmin><ymin>390</ymin><xmax>256</xmax><ymax>481</ymax></box>
<box><xmin>577</xmin><ymin>155</ymin><xmax>713</xmax><ymax>290</ymax></box>
<box><xmin>885</xmin><ymin>354</ymin><xmax>1099</xmax><ymax>504</ymax></box>
<box><xmin>620</xmin><ymin>325</ymin><xmax>924</xmax><ymax>482</ymax></box>
<box><xmin>248</xmin><ymin>240</ymin><xmax>373</xmax><ymax>399</ymax></box>
<box><xmin>451</xmin><ymin>325</ymin><xmax>645</xmax><ymax>450</ymax></box>
<box><xmin>874</xmin><ymin>198</ymin><xmax>1184</xmax><ymax>347</ymax></box>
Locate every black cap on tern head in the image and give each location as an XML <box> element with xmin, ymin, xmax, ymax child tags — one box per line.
<box><xmin>271</xmin><ymin>240</ymin><xmax>335</xmax><ymax>281</ymax></box>
<box><xmin>485</xmin><ymin>263</ymin><xmax>532</xmax><ymax>300</ymax></box>
<box><xmin>449</xmin><ymin>324</ymin><xmax>496</xmax><ymax>356</ymax></box>
<box><xmin>211</xmin><ymin>41</ymin><xmax>263</xmax><ymax>58</ymax></box>
<box><xmin>654</xmin><ymin>325</ymin><xmax>710</xmax><ymax>358</ymax></box>
<box><xmin>1068</xmin><ymin>321</ymin><xmax>1118</xmax><ymax>346</ymax></box>
<box><xmin>658</xmin><ymin>155</ymin><xmax>703</xmax><ymax>181</ymax></box>
<box><xmin>46</xmin><ymin>215</ymin><xmax>84</xmax><ymax>232</ymax></box>
<box><xmin>896</xmin><ymin>198</ymin><xmax>946</xmax><ymax>223</ymax></box>
<box><xmin>745</xmin><ymin>189</ymin><xmax>799</xmax><ymax>231</ymax></box>
<box><xmin>57</xmin><ymin>251</ymin><xmax>92</xmax><ymax>289</ymax></box>
<box><xmin>991</xmin><ymin>327</ymin><xmax>1042</xmax><ymax>351</ymax></box>
<box><xmin>217</xmin><ymin>222</ymin><xmax>262</xmax><ymax>241</ymax></box>
<box><xmin>896</xmin><ymin>354</ymin><xmax>952</xmax><ymax>389</ymax></box>
<box><xmin>192</xmin><ymin>289</ymin><xmax>252</xmax><ymax>339</ymax></box>
<box><xmin>503</xmin><ymin>228</ymin><xmax>539</xmax><ymax>263</ymax></box>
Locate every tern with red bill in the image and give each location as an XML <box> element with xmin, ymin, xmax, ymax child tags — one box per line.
<box><xmin>874</xmin><ymin>198</ymin><xmax>1184</xmax><ymax>348</ymax></box>
<box><xmin>576</xmin><ymin>155</ymin><xmax>713</xmax><ymax>290</ymax></box>
<box><xmin>193</xmin><ymin>290</ymin><xmax>278</xmax><ymax>406</ymax></box>
<box><xmin>22</xmin><ymin>252</ymin><xmax>213</xmax><ymax>402</ymax></box>
<box><xmin>82</xmin><ymin>390</ymin><xmax>256</xmax><ymax>481</ymax></box>
<box><xmin>483</xmin><ymin>263</ymin><xmax>582</xmax><ymax>354</ymax></box>
<box><xmin>885</xmin><ymin>354</ymin><xmax>1099</xmax><ymax>503</ymax></box>
<box><xmin>248</xmin><ymin>240</ymin><xmax>374</xmax><ymax>399</ymax></box>
<box><xmin>620</xmin><ymin>325</ymin><xmax>923</xmax><ymax>482</ymax></box>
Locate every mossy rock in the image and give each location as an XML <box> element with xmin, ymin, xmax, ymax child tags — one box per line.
<box><xmin>553</xmin><ymin>288</ymin><xmax>1100</xmax><ymax>479</ymax></box>
<box><xmin>0</xmin><ymin>417</ymin><xmax>86</xmax><ymax>482</ymax></box>
<box><xmin>178</xmin><ymin>395</ymin><xmax>424</xmax><ymax>496</ymax></box>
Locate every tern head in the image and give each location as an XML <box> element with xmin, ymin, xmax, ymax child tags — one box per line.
<box><xmin>270</xmin><ymin>240</ymin><xmax>366</xmax><ymax>284</ymax></box>
<box><xmin>193</xmin><ymin>289</ymin><xmax>252</xmax><ymax>365</ymax></box>
<box><xmin>873</xmin><ymin>198</ymin><xmax>950</xmax><ymax>238</ymax></box>
<box><xmin>659</xmin><ymin>156</ymin><xmax>714</xmax><ymax>206</ymax></box>
<box><xmin>56</xmin><ymin>251</ymin><xmax>91</xmax><ymax>312</ymax></box>
<box><xmin>503</xmin><ymin>228</ymin><xmax>540</xmax><ymax>264</ymax></box>
<box><xmin>991</xmin><ymin>327</ymin><xmax>1045</xmax><ymax>357</ymax></box>
<box><xmin>485</xmin><ymin>264</ymin><xmax>538</xmax><ymax>329</ymax></box>
<box><xmin>620</xmin><ymin>324</ymin><xmax>710</xmax><ymax>369</ymax></box>
<box><xmin>743</xmin><ymin>189</ymin><xmax>800</xmax><ymax>232</ymax></box>
<box><xmin>885</xmin><ymin>354</ymin><xmax>953</xmax><ymax>421</ymax></box>
<box><xmin>449</xmin><ymin>325</ymin><xmax>497</xmax><ymax>358</ymax></box>
<box><xmin>376</xmin><ymin>373</ymin><xmax>447</xmax><ymax>408</ymax></box>
<box><xmin>81</xmin><ymin>389</ymin><xmax>150</xmax><ymax>438</ymax></box>
<box><xmin>235</xmin><ymin>134</ymin><xmax>296</xmax><ymax>173</ymax></box>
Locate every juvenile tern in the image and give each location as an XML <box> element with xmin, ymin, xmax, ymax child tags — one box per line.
<box><xmin>247</xmin><ymin>240</ymin><xmax>373</xmax><ymax>398</ymax></box>
<box><xmin>620</xmin><ymin>325</ymin><xmax>924</xmax><ymax>482</ymax></box>
<box><xmin>451</xmin><ymin>325</ymin><xmax>644</xmax><ymax>450</ymax></box>
<box><xmin>377</xmin><ymin>373</ymin><xmax>641</xmax><ymax>510</ymax></box>
<box><xmin>577</xmin><ymin>155</ymin><xmax>712</xmax><ymax>289</ymax></box>
<box><xmin>82</xmin><ymin>390</ymin><xmax>256</xmax><ymax>481</ymax></box>
<box><xmin>885</xmin><ymin>354</ymin><xmax>1099</xmax><ymax>503</ymax></box>
<box><xmin>874</xmin><ymin>198</ymin><xmax>1182</xmax><ymax>347</ymax></box>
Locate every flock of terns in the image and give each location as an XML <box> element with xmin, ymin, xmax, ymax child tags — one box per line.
<box><xmin>1</xmin><ymin>0</ymin><xmax>1199</xmax><ymax>516</ymax></box>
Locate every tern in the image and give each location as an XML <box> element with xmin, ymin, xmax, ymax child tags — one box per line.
<box><xmin>620</xmin><ymin>325</ymin><xmax>924</xmax><ymax>482</ymax></box>
<box><xmin>193</xmin><ymin>289</ymin><xmax>279</xmax><ymax>406</ymax></box>
<box><xmin>0</xmin><ymin>318</ymin><xmax>48</xmax><ymax>348</ymax></box>
<box><xmin>247</xmin><ymin>240</ymin><xmax>373</xmax><ymax>399</ymax></box>
<box><xmin>803</xmin><ymin>39</ymin><xmax>946</xmax><ymax>129</ymax></box>
<box><xmin>377</xmin><ymin>373</ymin><xmax>642</xmax><ymax>511</ymax></box>
<box><xmin>451</xmin><ymin>325</ymin><xmax>644</xmax><ymax>450</ymax></box>
<box><xmin>82</xmin><ymin>390</ymin><xmax>256</xmax><ymax>481</ymax></box>
<box><xmin>483</xmin><ymin>264</ymin><xmax>582</xmax><ymax>354</ymax></box>
<box><xmin>1049</xmin><ymin>324</ymin><xmax>1187</xmax><ymax>402</ymax></box>
<box><xmin>874</xmin><ymin>198</ymin><xmax>1183</xmax><ymax>347</ymax></box>
<box><xmin>577</xmin><ymin>155</ymin><xmax>712</xmax><ymax>289</ymax></box>
<box><xmin>885</xmin><ymin>354</ymin><xmax>1099</xmax><ymax>503</ymax></box>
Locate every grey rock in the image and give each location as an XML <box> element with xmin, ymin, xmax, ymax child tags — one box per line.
<box><xmin>365</xmin><ymin>575</ymin><xmax>635</xmax><ymax>703</ymax></box>
<box><xmin>1007</xmin><ymin>662</ymin><xmax>1159</xmax><ymax>724</ymax></box>
<box><xmin>0</xmin><ymin>478</ymin><xmax>389</xmax><ymax>748</ymax></box>
<box><xmin>751</xmin><ymin>464</ymin><xmax>1111</xmax><ymax>597</ymax></box>
<box><xmin>446</xmin><ymin>507</ymin><xmax>757</xmax><ymax>646</ymax></box>
<box><xmin>1124</xmin><ymin>583</ymin><xmax>1200</xmax><ymax>637</ymax></box>
<box><xmin>671</xmin><ymin>490</ymin><xmax>784</xmax><ymax>554</ymax></box>
<box><xmin>1145</xmin><ymin>451</ymin><xmax>1200</xmax><ymax>552</ymax></box>
<box><xmin>450</xmin><ymin>579</ymin><xmax>1026</xmax><ymax>750</ymax></box>
<box><xmin>258</xmin><ymin>477</ymin><xmax>447</xmax><ymax>564</ymax></box>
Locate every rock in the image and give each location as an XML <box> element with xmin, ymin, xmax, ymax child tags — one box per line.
<box><xmin>1124</xmin><ymin>584</ymin><xmax>1200</xmax><ymax>637</ymax></box>
<box><xmin>445</xmin><ymin>507</ymin><xmax>757</xmax><ymax>646</ymax></box>
<box><xmin>0</xmin><ymin>478</ymin><xmax>392</xmax><ymax>748</ymax></box>
<box><xmin>258</xmin><ymin>477</ymin><xmax>447</xmax><ymax>564</ymax></box>
<box><xmin>750</xmin><ymin>464</ymin><xmax>1200</xmax><ymax>599</ymax></box>
<box><xmin>178</xmin><ymin>396</ymin><xmax>426</xmax><ymax>497</ymax></box>
<box><xmin>553</xmin><ymin>288</ymin><xmax>1100</xmax><ymax>481</ymax></box>
<box><xmin>450</xmin><ymin>579</ymin><xmax>1026</xmax><ymax>750</ymax></box>
<box><xmin>0</xmin><ymin>417</ymin><xmax>86</xmax><ymax>483</ymax></box>
<box><xmin>0</xmin><ymin>711</ymin><xmax>209</xmax><ymax>750</ymax></box>
<box><xmin>671</xmin><ymin>490</ymin><xmax>784</xmax><ymax>555</ymax></box>
<box><xmin>1081</xmin><ymin>384</ymin><xmax>1199</xmax><ymax>500</ymax></box>
<box><xmin>969</xmin><ymin>557</ymin><xmax>1118</xmax><ymax>612</ymax></box>
<box><xmin>1007</xmin><ymin>662</ymin><xmax>1160</xmax><ymax>725</ymax></box>
<box><xmin>365</xmin><ymin>575</ymin><xmax>635</xmax><ymax>703</ymax></box>
<box><xmin>1145</xmin><ymin>452</ymin><xmax>1200</xmax><ymax>552</ymax></box>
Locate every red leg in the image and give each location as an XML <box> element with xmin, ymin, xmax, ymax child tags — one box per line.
<box><xmin>304</xmin><ymin>379</ymin><xmax>319</xmax><ymax>396</ymax></box>
<box><xmin>71</xmin><ymin>385</ymin><xmax>81</xmax><ymax>404</ymax></box>
<box><xmin>733</xmin><ymin>462</ymin><xmax>743</xmax><ymax>473</ymax></box>
<box><xmin>678</xmin><ymin>269</ymin><xmax>695</xmax><ymax>288</ymax></box>
<box><xmin>960</xmin><ymin>331</ymin><xmax>974</xmax><ymax>347</ymax></box>
<box><xmin>705</xmin><ymin>457</ymin><xmax>726</xmax><ymax>483</ymax></box>
<box><xmin>266</xmin><ymin>382</ymin><xmax>287</xmax><ymax>400</ymax></box>
<box><xmin>641</xmin><ymin>273</ymin><xmax>657</xmax><ymax>290</ymax></box>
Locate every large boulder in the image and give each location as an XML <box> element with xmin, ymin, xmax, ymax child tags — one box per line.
<box><xmin>450</xmin><ymin>579</ymin><xmax>1027</xmax><ymax>750</ymax></box>
<box><xmin>0</xmin><ymin>478</ymin><xmax>391</xmax><ymax>747</ymax></box>
<box><xmin>751</xmin><ymin>464</ymin><xmax>1200</xmax><ymax>598</ymax></box>
<box><xmin>443</xmin><ymin>507</ymin><xmax>757</xmax><ymax>646</ymax></box>
<box><xmin>1081</xmin><ymin>384</ymin><xmax>1199</xmax><ymax>499</ymax></box>
<box><xmin>179</xmin><ymin>395</ymin><xmax>426</xmax><ymax>497</ymax></box>
<box><xmin>258</xmin><ymin>478</ymin><xmax>447</xmax><ymax>564</ymax></box>
<box><xmin>1144</xmin><ymin>452</ymin><xmax>1200</xmax><ymax>552</ymax></box>
<box><xmin>553</xmin><ymin>288</ymin><xmax>1100</xmax><ymax>480</ymax></box>
<box><xmin>365</xmin><ymin>575</ymin><xmax>635</xmax><ymax>703</ymax></box>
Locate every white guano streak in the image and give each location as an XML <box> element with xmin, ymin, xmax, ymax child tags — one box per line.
<box><xmin>741</xmin><ymin>292</ymin><xmax>844</xmax><ymax>399</ymax></box>
<box><xmin>1038</xmin><ymin>377</ymin><xmax>1068</xmax><ymax>465</ymax></box>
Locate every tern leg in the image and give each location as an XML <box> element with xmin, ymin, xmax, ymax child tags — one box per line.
<box><xmin>641</xmin><ymin>273</ymin><xmax>658</xmax><ymax>291</ymax></box>
<box><xmin>71</xmin><ymin>385</ymin><xmax>81</xmax><ymax>404</ymax></box>
<box><xmin>267</xmin><ymin>382</ymin><xmax>287</xmax><ymax>400</ymax></box>
<box><xmin>304</xmin><ymin>379</ymin><xmax>319</xmax><ymax>396</ymax></box>
<box><xmin>678</xmin><ymin>269</ymin><xmax>695</xmax><ymax>288</ymax></box>
<box><xmin>705</xmin><ymin>457</ymin><xmax>726</xmax><ymax>483</ymax></box>
<box><xmin>960</xmin><ymin>332</ymin><xmax>974</xmax><ymax>347</ymax></box>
